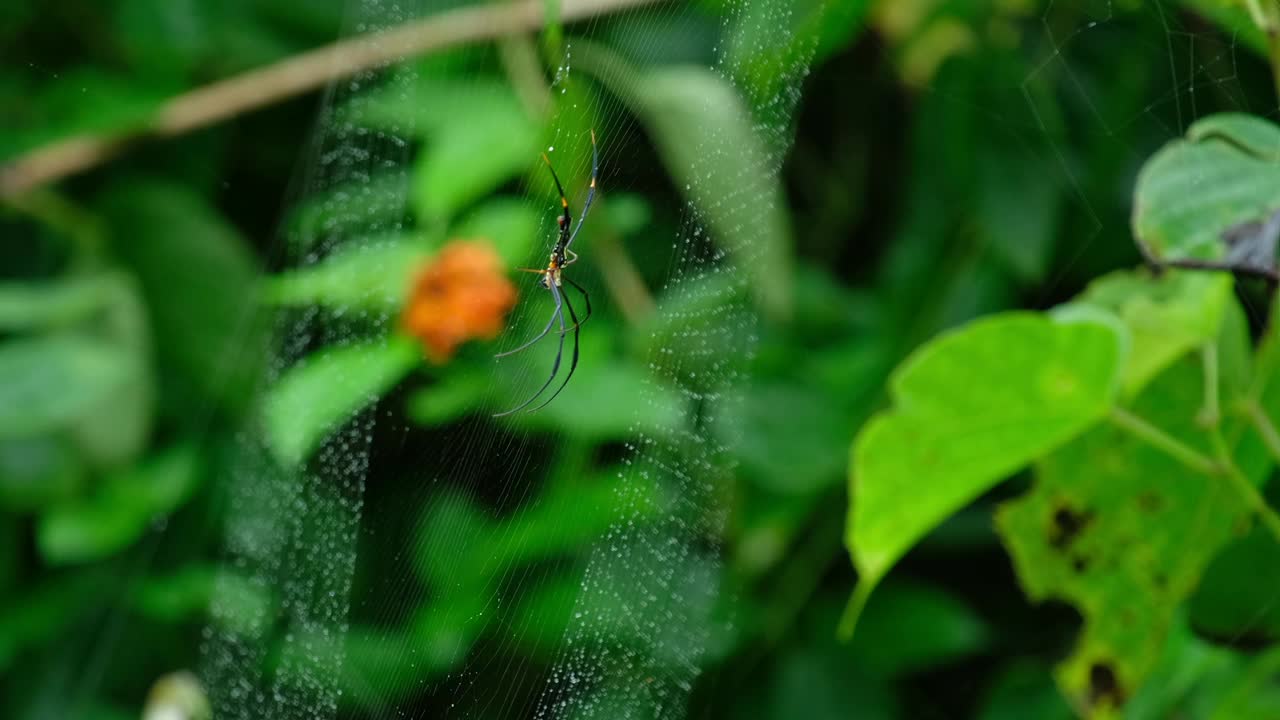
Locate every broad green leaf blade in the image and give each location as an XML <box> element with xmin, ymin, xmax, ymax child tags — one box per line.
<box><xmin>1178</xmin><ymin>1</ymin><xmax>1266</xmax><ymax>56</ymax></box>
<box><xmin>0</xmin><ymin>273</ymin><xmax>153</xmax><ymax>466</ymax></box>
<box><xmin>1065</xmin><ymin>269</ymin><xmax>1232</xmax><ymax>397</ymax></box>
<box><xmin>405</xmin><ymin>370</ymin><xmax>486</xmax><ymax>427</ymax></box>
<box><xmin>0</xmin><ymin>275</ymin><xmax>114</xmax><ymax>331</ymax></box>
<box><xmin>263</xmin><ymin>336</ymin><xmax>419</xmax><ymax>465</ymax></box>
<box><xmin>285</xmin><ymin>171</ymin><xmax>412</xmax><ymax>245</ymax></box>
<box><xmin>414</xmin><ymin>467</ymin><xmax>663</xmax><ymax>591</ymax></box>
<box><xmin>728</xmin><ymin>380</ymin><xmax>852</xmax><ymax>495</ymax></box>
<box><xmin>37</xmin><ymin>444</ymin><xmax>199</xmax><ymax>564</ymax></box>
<box><xmin>1187</xmin><ymin>113</ymin><xmax>1280</xmax><ymax>160</ymax></box>
<box><xmin>845</xmin><ymin>313</ymin><xmax>1122</xmax><ymax>633</ymax></box>
<box><xmin>584</xmin><ymin>52</ymin><xmax>793</xmax><ymax>318</ymax></box>
<box><xmin>1188</xmin><ymin>526</ymin><xmax>1280</xmax><ymax>645</ymax></box>
<box><xmin>0</xmin><ymin>68</ymin><xmax>175</xmax><ymax>161</ymax></box>
<box><xmin>0</xmin><ymin>436</ymin><xmax>83</xmax><ymax>510</ymax></box>
<box><xmin>452</xmin><ymin>198</ymin><xmax>541</xmax><ymax>268</ymax></box>
<box><xmin>0</xmin><ymin>335</ymin><xmax>134</xmax><ymax>436</ymax></box>
<box><xmin>100</xmin><ymin>180</ymin><xmax>265</xmax><ymax>410</ymax></box>
<box><xmin>726</xmin><ymin>0</ymin><xmax>870</xmax><ymax>105</ymax></box>
<box><xmin>849</xmin><ymin>580</ymin><xmax>988</xmax><ymax>676</ymax></box>
<box><xmin>996</xmin><ymin>358</ymin><xmax>1250</xmax><ymax>718</ymax></box>
<box><xmin>382</xmin><ymin>78</ymin><xmax>541</xmax><ymax>225</ymax></box>
<box><xmin>1133</xmin><ymin>113</ymin><xmax>1280</xmax><ymax>272</ymax></box>
<box><xmin>262</xmin><ymin>236</ymin><xmax>428</xmax><ymax>311</ymax></box>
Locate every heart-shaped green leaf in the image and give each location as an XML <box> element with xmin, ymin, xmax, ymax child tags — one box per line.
<box><xmin>844</xmin><ymin>313</ymin><xmax>1123</xmax><ymax>635</ymax></box>
<box><xmin>1133</xmin><ymin>113</ymin><xmax>1280</xmax><ymax>274</ymax></box>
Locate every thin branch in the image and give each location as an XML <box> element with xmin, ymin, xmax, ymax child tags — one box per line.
<box><xmin>0</xmin><ymin>0</ymin><xmax>665</xmax><ymax>199</ymax></box>
<box><xmin>592</xmin><ymin>208</ymin><xmax>656</xmax><ymax>323</ymax></box>
<box><xmin>1210</xmin><ymin>430</ymin><xmax>1280</xmax><ymax>544</ymax></box>
<box><xmin>1244</xmin><ymin>399</ymin><xmax>1280</xmax><ymax>465</ymax></box>
<box><xmin>1201</xmin><ymin>342</ymin><xmax>1221</xmax><ymax>427</ymax></box>
<box><xmin>498</xmin><ymin>34</ymin><xmax>554</xmax><ymax>118</ymax></box>
<box><xmin>1162</xmin><ymin>257</ymin><xmax>1280</xmax><ymax>284</ymax></box>
<box><xmin>1108</xmin><ymin>408</ymin><xmax>1218</xmax><ymax>476</ymax></box>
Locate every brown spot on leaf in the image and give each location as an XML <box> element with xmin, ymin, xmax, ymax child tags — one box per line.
<box><xmin>1137</xmin><ymin>491</ymin><xmax>1162</xmax><ymax>513</ymax></box>
<box><xmin>1088</xmin><ymin>662</ymin><xmax>1125</xmax><ymax>709</ymax></box>
<box><xmin>1050</xmin><ymin>504</ymin><xmax>1094</xmax><ymax>550</ymax></box>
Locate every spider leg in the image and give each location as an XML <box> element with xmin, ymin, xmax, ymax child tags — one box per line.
<box><xmin>528</xmin><ymin>283</ymin><xmax>582</xmax><ymax>412</ymax></box>
<box><xmin>541</xmin><ymin>152</ymin><xmax>573</xmax><ymax>233</ymax></box>
<box><xmin>492</xmin><ymin>283</ymin><xmax>568</xmax><ymax>417</ymax></box>
<box><xmin>564</xmin><ymin>277</ymin><xmax>592</xmax><ymax>329</ymax></box>
<box><xmin>566</xmin><ymin>129</ymin><xmax>598</xmax><ymax>250</ymax></box>
<box><xmin>495</xmin><ymin>285</ymin><xmax>558</xmax><ymax>358</ymax></box>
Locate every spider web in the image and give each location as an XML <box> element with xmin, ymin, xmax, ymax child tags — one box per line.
<box><xmin>196</xmin><ymin>1</ymin><xmax>819</xmax><ymax>718</ymax></box>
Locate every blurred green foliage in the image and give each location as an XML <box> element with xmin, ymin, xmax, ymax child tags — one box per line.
<box><xmin>3</xmin><ymin>0</ymin><xmax>1280</xmax><ymax>719</ymax></box>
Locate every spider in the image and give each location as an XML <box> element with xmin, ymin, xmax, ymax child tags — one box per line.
<box><xmin>493</xmin><ymin>130</ymin><xmax>598</xmax><ymax>417</ymax></box>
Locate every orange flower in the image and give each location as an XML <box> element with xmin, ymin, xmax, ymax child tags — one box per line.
<box><xmin>401</xmin><ymin>240</ymin><xmax>517</xmax><ymax>363</ymax></box>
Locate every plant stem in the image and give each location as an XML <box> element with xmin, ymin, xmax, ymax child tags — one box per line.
<box><xmin>1108</xmin><ymin>408</ymin><xmax>1219</xmax><ymax>475</ymax></box>
<box><xmin>1201</xmin><ymin>343</ymin><xmax>1221</xmax><ymax>427</ymax></box>
<box><xmin>1244</xmin><ymin>400</ymin><xmax>1280</xmax><ymax>465</ymax></box>
<box><xmin>1210</xmin><ymin>431</ymin><xmax>1280</xmax><ymax>544</ymax></box>
<box><xmin>498</xmin><ymin>34</ymin><xmax>553</xmax><ymax>118</ymax></box>
<box><xmin>591</xmin><ymin>205</ymin><xmax>656</xmax><ymax>323</ymax></box>
<box><xmin>0</xmin><ymin>0</ymin><xmax>667</xmax><ymax>199</ymax></box>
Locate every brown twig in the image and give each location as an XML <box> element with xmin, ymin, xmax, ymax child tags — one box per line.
<box><xmin>0</xmin><ymin>0</ymin><xmax>665</xmax><ymax>199</ymax></box>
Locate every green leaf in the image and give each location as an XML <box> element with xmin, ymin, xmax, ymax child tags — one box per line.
<box><xmin>337</xmin><ymin>597</ymin><xmax>487</xmax><ymax>710</ymax></box>
<box><xmin>978</xmin><ymin>663</ymin><xmax>1075</xmax><ymax>720</ymax></box>
<box><xmin>1133</xmin><ymin>113</ymin><xmax>1280</xmax><ymax>270</ymax></box>
<box><xmin>849</xmin><ymin>580</ymin><xmax>988</xmax><ymax>676</ymax></box>
<box><xmin>0</xmin><ymin>69</ymin><xmax>175</xmax><ymax>161</ymax></box>
<box><xmin>727</xmin><ymin>380</ymin><xmax>852</xmax><ymax>495</ymax></box>
<box><xmin>114</xmin><ymin>0</ymin><xmax>214</xmax><ymax>77</ymax></box>
<box><xmin>977</xmin><ymin>134</ymin><xmax>1062</xmax><ymax>282</ymax></box>
<box><xmin>996</xmin><ymin>358</ymin><xmax>1250</xmax><ymax>717</ymax></box>
<box><xmin>1188</xmin><ymin>526</ymin><xmax>1280</xmax><ymax>645</ymax></box>
<box><xmin>0</xmin><ymin>335</ymin><xmax>134</xmax><ymax>436</ymax></box>
<box><xmin>0</xmin><ymin>571</ymin><xmax>104</xmax><ymax>670</ymax></box>
<box><xmin>1188</xmin><ymin>113</ymin><xmax>1280</xmax><ymax>160</ymax></box>
<box><xmin>1066</xmin><ymin>269</ymin><xmax>1232</xmax><ymax>397</ymax></box>
<box><xmin>285</xmin><ymin>171</ymin><xmax>412</xmax><ymax>244</ymax></box>
<box><xmin>361</xmin><ymin>77</ymin><xmax>545</xmax><ymax>225</ymax></box>
<box><xmin>99</xmin><ymin>180</ymin><xmax>265</xmax><ymax>410</ymax></box>
<box><xmin>133</xmin><ymin>566</ymin><xmax>272</xmax><ymax>635</ymax></box>
<box><xmin>584</xmin><ymin>52</ymin><xmax>792</xmax><ymax>318</ymax></box>
<box><xmin>262</xmin><ymin>336</ymin><xmax>420</xmax><ymax>465</ymax></box>
<box><xmin>67</xmin><ymin>273</ymin><xmax>154</xmax><ymax>467</ymax></box>
<box><xmin>0</xmin><ymin>273</ymin><xmax>152</xmax><ymax>467</ymax></box>
<box><xmin>1178</xmin><ymin>0</ymin><xmax>1267</xmax><ymax>56</ymax></box>
<box><xmin>452</xmin><ymin>198</ymin><xmax>541</xmax><ymax>267</ymax></box>
<box><xmin>414</xmin><ymin>113</ymin><xmax>541</xmax><ymax>225</ymax></box>
<box><xmin>37</xmin><ymin>444</ymin><xmax>200</xmax><ymax>564</ymax></box>
<box><xmin>495</xmin><ymin>339</ymin><xmax>690</xmax><ymax>441</ymax></box>
<box><xmin>0</xmin><ymin>436</ymin><xmax>83</xmax><ymax>510</ymax></box>
<box><xmin>1123</xmin><ymin>617</ymin><xmax>1258</xmax><ymax>720</ymax></box>
<box><xmin>415</xmin><ymin>469</ymin><xmax>664</xmax><ymax>591</ymax></box>
<box><xmin>262</xmin><ymin>236</ymin><xmax>428</xmax><ymax>311</ymax></box>
<box><xmin>0</xmin><ymin>275</ymin><xmax>116</xmax><ymax>331</ymax></box>
<box><xmin>405</xmin><ymin>370</ymin><xmax>487</xmax><ymax>427</ymax></box>
<box><xmin>726</xmin><ymin>0</ymin><xmax>870</xmax><ymax>103</ymax></box>
<box><xmin>845</xmin><ymin>313</ymin><xmax>1123</xmax><ymax>634</ymax></box>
